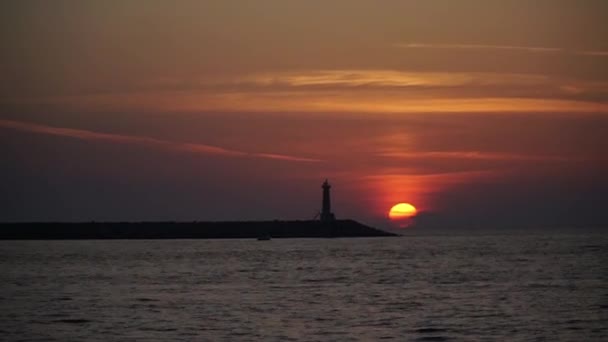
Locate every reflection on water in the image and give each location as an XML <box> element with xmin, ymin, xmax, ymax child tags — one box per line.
<box><xmin>0</xmin><ymin>234</ymin><xmax>606</xmax><ymax>341</ymax></box>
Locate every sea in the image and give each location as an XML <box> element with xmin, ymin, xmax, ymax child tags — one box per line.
<box><xmin>0</xmin><ymin>232</ymin><xmax>606</xmax><ymax>341</ymax></box>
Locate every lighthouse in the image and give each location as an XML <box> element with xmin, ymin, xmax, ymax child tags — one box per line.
<box><xmin>320</xmin><ymin>179</ymin><xmax>336</xmax><ymax>222</ymax></box>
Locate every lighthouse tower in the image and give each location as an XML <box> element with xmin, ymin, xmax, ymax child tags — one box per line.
<box><xmin>320</xmin><ymin>179</ymin><xmax>336</xmax><ymax>222</ymax></box>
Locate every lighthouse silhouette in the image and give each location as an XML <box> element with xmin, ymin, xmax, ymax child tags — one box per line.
<box><xmin>320</xmin><ymin>179</ymin><xmax>336</xmax><ymax>222</ymax></box>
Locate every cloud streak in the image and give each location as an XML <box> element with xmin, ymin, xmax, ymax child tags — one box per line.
<box><xmin>358</xmin><ymin>169</ymin><xmax>504</xmax><ymax>213</ymax></box>
<box><xmin>0</xmin><ymin>119</ymin><xmax>322</xmax><ymax>163</ymax></box>
<box><xmin>577</xmin><ymin>50</ymin><xmax>608</xmax><ymax>57</ymax></box>
<box><xmin>394</xmin><ymin>43</ymin><xmax>563</xmax><ymax>53</ymax></box>
<box><xmin>394</xmin><ymin>43</ymin><xmax>608</xmax><ymax>57</ymax></box>
<box><xmin>242</xmin><ymin>70</ymin><xmax>550</xmax><ymax>88</ymax></box>
<box><xmin>142</xmin><ymin>70</ymin><xmax>608</xmax><ymax>113</ymax></box>
<box><xmin>378</xmin><ymin>151</ymin><xmax>575</xmax><ymax>162</ymax></box>
<box><xmin>5</xmin><ymin>69</ymin><xmax>608</xmax><ymax>115</ymax></box>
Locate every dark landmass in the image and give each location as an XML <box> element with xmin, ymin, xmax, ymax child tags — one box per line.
<box><xmin>0</xmin><ymin>220</ymin><xmax>397</xmax><ymax>240</ymax></box>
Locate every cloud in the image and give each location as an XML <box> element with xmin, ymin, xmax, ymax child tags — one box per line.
<box><xmin>394</xmin><ymin>43</ymin><xmax>608</xmax><ymax>58</ymax></box>
<box><xmin>241</xmin><ymin>70</ymin><xmax>550</xmax><ymax>88</ymax></box>
<box><xmin>394</xmin><ymin>43</ymin><xmax>563</xmax><ymax>53</ymax></box>
<box><xmin>140</xmin><ymin>70</ymin><xmax>556</xmax><ymax>91</ymax></box>
<box><xmin>141</xmin><ymin>70</ymin><xmax>608</xmax><ymax>113</ymax></box>
<box><xmin>356</xmin><ymin>169</ymin><xmax>504</xmax><ymax>213</ymax></box>
<box><xmin>577</xmin><ymin>50</ymin><xmax>608</xmax><ymax>57</ymax></box>
<box><xmin>377</xmin><ymin>151</ymin><xmax>574</xmax><ymax>162</ymax></box>
<box><xmin>364</xmin><ymin>169</ymin><xmax>501</xmax><ymax>187</ymax></box>
<box><xmin>393</xmin><ymin>43</ymin><xmax>564</xmax><ymax>53</ymax></box>
<box><xmin>5</xmin><ymin>68</ymin><xmax>608</xmax><ymax>115</ymax></box>
<box><xmin>10</xmin><ymin>91</ymin><xmax>606</xmax><ymax>115</ymax></box>
<box><xmin>0</xmin><ymin>119</ymin><xmax>322</xmax><ymax>163</ymax></box>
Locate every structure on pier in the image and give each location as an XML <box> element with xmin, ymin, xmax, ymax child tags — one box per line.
<box><xmin>320</xmin><ymin>179</ymin><xmax>336</xmax><ymax>222</ymax></box>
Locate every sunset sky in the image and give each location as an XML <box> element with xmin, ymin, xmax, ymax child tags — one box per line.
<box><xmin>1</xmin><ymin>1</ymin><xmax>607</xmax><ymax>229</ymax></box>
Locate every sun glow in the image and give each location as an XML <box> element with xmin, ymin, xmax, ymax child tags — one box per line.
<box><xmin>389</xmin><ymin>203</ymin><xmax>417</xmax><ymax>219</ymax></box>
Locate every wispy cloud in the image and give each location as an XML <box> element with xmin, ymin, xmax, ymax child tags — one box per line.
<box><xmin>577</xmin><ymin>50</ymin><xmax>608</xmax><ymax>57</ymax></box>
<box><xmin>364</xmin><ymin>169</ymin><xmax>501</xmax><ymax>185</ymax></box>
<box><xmin>378</xmin><ymin>151</ymin><xmax>574</xmax><ymax>162</ymax></box>
<box><xmin>0</xmin><ymin>119</ymin><xmax>322</xmax><ymax>163</ymax></box>
<box><xmin>5</xmin><ymin>69</ymin><xmax>608</xmax><ymax>115</ymax></box>
<box><xmin>13</xmin><ymin>91</ymin><xmax>606</xmax><ymax>115</ymax></box>
<box><xmin>242</xmin><ymin>70</ymin><xmax>549</xmax><ymax>88</ymax></box>
<box><xmin>138</xmin><ymin>70</ymin><xmax>554</xmax><ymax>92</ymax></box>
<box><xmin>395</xmin><ymin>42</ymin><xmax>608</xmax><ymax>57</ymax></box>
<box><xmin>359</xmin><ymin>169</ymin><xmax>503</xmax><ymax>212</ymax></box>
<box><xmin>133</xmin><ymin>70</ymin><xmax>608</xmax><ymax>114</ymax></box>
<box><xmin>395</xmin><ymin>42</ymin><xmax>563</xmax><ymax>54</ymax></box>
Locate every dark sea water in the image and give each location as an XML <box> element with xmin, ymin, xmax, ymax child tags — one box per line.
<box><xmin>1</xmin><ymin>233</ymin><xmax>606</xmax><ymax>341</ymax></box>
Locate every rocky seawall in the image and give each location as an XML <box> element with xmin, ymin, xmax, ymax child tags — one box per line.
<box><xmin>0</xmin><ymin>220</ymin><xmax>397</xmax><ymax>240</ymax></box>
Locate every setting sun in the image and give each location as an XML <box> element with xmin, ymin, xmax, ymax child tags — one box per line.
<box><xmin>388</xmin><ymin>203</ymin><xmax>418</xmax><ymax>219</ymax></box>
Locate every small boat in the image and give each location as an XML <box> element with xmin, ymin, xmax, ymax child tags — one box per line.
<box><xmin>257</xmin><ymin>235</ymin><xmax>271</xmax><ymax>241</ymax></box>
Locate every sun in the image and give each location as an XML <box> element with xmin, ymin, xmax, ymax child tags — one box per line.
<box><xmin>388</xmin><ymin>203</ymin><xmax>417</xmax><ymax>220</ymax></box>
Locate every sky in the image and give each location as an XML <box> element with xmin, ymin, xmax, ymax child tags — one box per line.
<box><xmin>1</xmin><ymin>1</ymin><xmax>607</xmax><ymax>230</ymax></box>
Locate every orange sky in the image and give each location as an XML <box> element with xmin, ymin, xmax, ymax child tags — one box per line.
<box><xmin>1</xmin><ymin>1</ymin><xmax>607</xmax><ymax>228</ymax></box>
